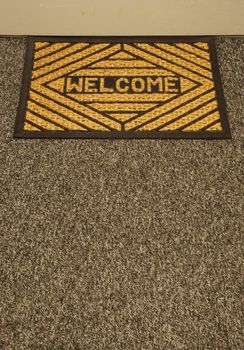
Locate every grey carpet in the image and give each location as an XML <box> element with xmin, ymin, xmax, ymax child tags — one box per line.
<box><xmin>0</xmin><ymin>37</ymin><xmax>243</xmax><ymax>350</ymax></box>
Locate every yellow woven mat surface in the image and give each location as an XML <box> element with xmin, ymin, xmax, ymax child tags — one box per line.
<box><xmin>15</xmin><ymin>38</ymin><xmax>230</xmax><ymax>139</ymax></box>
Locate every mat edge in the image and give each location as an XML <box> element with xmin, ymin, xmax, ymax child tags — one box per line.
<box><xmin>13</xmin><ymin>130</ymin><xmax>231</xmax><ymax>140</ymax></box>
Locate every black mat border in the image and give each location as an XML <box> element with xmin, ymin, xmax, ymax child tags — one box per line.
<box><xmin>14</xmin><ymin>36</ymin><xmax>231</xmax><ymax>139</ymax></box>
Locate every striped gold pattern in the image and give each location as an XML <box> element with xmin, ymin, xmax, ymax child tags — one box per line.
<box><xmin>22</xmin><ymin>40</ymin><xmax>224</xmax><ymax>134</ymax></box>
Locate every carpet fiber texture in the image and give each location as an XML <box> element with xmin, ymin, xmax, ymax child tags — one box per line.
<box><xmin>0</xmin><ymin>37</ymin><xmax>243</xmax><ymax>349</ymax></box>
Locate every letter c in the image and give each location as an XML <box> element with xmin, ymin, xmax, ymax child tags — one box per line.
<box><xmin>116</xmin><ymin>78</ymin><xmax>129</xmax><ymax>93</ymax></box>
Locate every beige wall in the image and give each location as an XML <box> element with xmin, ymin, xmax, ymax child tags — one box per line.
<box><xmin>0</xmin><ymin>0</ymin><xmax>243</xmax><ymax>36</ymax></box>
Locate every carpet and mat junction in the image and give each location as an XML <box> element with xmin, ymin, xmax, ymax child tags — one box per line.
<box><xmin>0</xmin><ymin>37</ymin><xmax>243</xmax><ymax>349</ymax></box>
<box><xmin>14</xmin><ymin>36</ymin><xmax>231</xmax><ymax>139</ymax></box>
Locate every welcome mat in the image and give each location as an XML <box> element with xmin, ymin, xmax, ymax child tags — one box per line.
<box><xmin>14</xmin><ymin>36</ymin><xmax>231</xmax><ymax>139</ymax></box>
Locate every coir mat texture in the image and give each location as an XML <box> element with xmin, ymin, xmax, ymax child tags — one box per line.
<box><xmin>14</xmin><ymin>36</ymin><xmax>231</xmax><ymax>139</ymax></box>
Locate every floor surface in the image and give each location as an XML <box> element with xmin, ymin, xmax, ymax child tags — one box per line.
<box><xmin>0</xmin><ymin>37</ymin><xmax>243</xmax><ymax>350</ymax></box>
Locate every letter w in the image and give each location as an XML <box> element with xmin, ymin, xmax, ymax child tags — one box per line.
<box><xmin>66</xmin><ymin>77</ymin><xmax>83</xmax><ymax>93</ymax></box>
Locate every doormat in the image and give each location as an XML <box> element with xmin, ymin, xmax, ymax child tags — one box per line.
<box><xmin>14</xmin><ymin>36</ymin><xmax>231</xmax><ymax>139</ymax></box>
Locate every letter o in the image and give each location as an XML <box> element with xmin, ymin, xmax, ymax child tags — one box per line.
<box><xmin>131</xmin><ymin>78</ymin><xmax>145</xmax><ymax>93</ymax></box>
